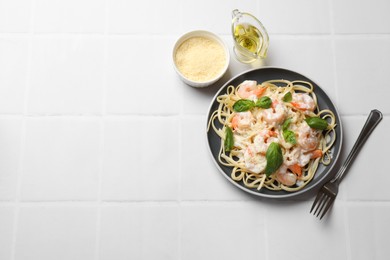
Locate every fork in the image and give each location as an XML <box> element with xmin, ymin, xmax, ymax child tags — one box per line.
<box><xmin>310</xmin><ymin>109</ymin><xmax>383</xmax><ymax>220</ymax></box>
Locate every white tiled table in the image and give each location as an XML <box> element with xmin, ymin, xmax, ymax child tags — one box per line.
<box><xmin>0</xmin><ymin>0</ymin><xmax>390</xmax><ymax>259</ymax></box>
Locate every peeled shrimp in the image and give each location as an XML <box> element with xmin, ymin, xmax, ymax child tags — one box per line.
<box><xmin>291</xmin><ymin>93</ymin><xmax>315</xmax><ymax>111</ymax></box>
<box><xmin>253</xmin><ymin>134</ymin><xmax>279</xmax><ymax>154</ymax></box>
<box><xmin>237</xmin><ymin>80</ymin><xmax>266</xmax><ymax>100</ymax></box>
<box><xmin>296</xmin><ymin>123</ymin><xmax>319</xmax><ymax>151</ymax></box>
<box><xmin>275</xmin><ymin>165</ymin><xmax>297</xmax><ymax>186</ymax></box>
<box><xmin>261</xmin><ymin>101</ymin><xmax>287</xmax><ymax>124</ymax></box>
<box><xmin>243</xmin><ymin>145</ymin><xmax>267</xmax><ymax>174</ymax></box>
<box><xmin>231</xmin><ymin>111</ymin><xmax>254</xmax><ymax>130</ymax></box>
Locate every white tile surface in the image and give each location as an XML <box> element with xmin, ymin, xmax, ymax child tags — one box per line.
<box><xmin>181</xmin><ymin>116</ymin><xmax>250</xmax><ymax>200</ymax></box>
<box><xmin>0</xmin><ymin>0</ymin><xmax>389</xmax><ymax>259</ymax></box>
<box><xmin>0</xmin><ymin>206</ymin><xmax>14</xmax><ymax>260</ymax></box>
<box><xmin>101</xmin><ymin>117</ymin><xmax>179</xmax><ymax>201</ymax></box>
<box><xmin>34</xmin><ymin>0</ymin><xmax>105</xmax><ymax>33</ymax></box>
<box><xmin>20</xmin><ymin>118</ymin><xmax>100</xmax><ymax>201</ymax></box>
<box><xmin>15</xmin><ymin>206</ymin><xmax>97</xmax><ymax>260</ymax></box>
<box><xmin>334</xmin><ymin>36</ymin><xmax>390</xmax><ymax>114</ymax></box>
<box><xmin>106</xmin><ymin>36</ymin><xmax>181</xmax><ymax>115</ymax></box>
<box><xmin>347</xmin><ymin>204</ymin><xmax>390</xmax><ymax>260</ymax></box>
<box><xmin>333</xmin><ymin>0</ymin><xmax>390</xmax><ymax>34</ymax></box>
<box><xmin>261</xmin><ymin>0</ymin><xmax>331</xmax><ymax>34</ymax></box>
<box><xmin>265</xmin><ymin>201</ymin><xmax>348</xmax><ymax>260</ymax></box>
<box><xmin>108</xmin><ymin>0</ymin><xmax>181</xmax><ymax>34</ymax></box>
<box><xmin>0</xmin><ymin>0</ymin><xmax>31</xmax><ymax>32</ymax></box>
<box><xmin>99</xmin><ymin>205</ymin><xmax>179</xmax><ymax>260</ymax></box>
<box><xmin>28</xmin><ymin>37</ymin><xmax>104</xmax><ymax>115</ymax></box>
<box><xmin>0</xmin><ymin>37</ymin><xmax>28</xmax><ymax>114</ymax></box>
<box><xmin>181</xmin><ymin>203</ymin><xmax>265</xmax><ymax>260</ymax></box>
<box><xmin>0</xmin><ymin>118</ymin><xmax>22</xmax><ymax>201</ymax></box>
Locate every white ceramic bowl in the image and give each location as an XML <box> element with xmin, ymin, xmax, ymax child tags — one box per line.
<box><xmin>172</xmin><ymin>30</ymin><xmax>230</xmax><ymax>88</ymax></box>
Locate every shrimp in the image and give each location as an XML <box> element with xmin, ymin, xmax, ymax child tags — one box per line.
<box><xmin>253</xmin><ymin>135</ymin><xmax>279</xmax><ymax>154</ymax></box>
<box><xmin>237</xmin><ymin>80</ymin><xmax>266</xmax><ymax>100</ymax></box>
<box><xmin>243</xmin><ymin>145</ymin><xmax>267</xmax><ymax>174</ymax></box>
<box><xmin>261</xmin><ymin>101</ymin><xmax>287</xmax><ymax>124</ymax></box>
<box><xmin>296</xmin><ymin>123</ymin><xmax>320</xmax><ymax>151</ymax></box>
<box><xmin>291</xmin><ymin>93</ymin><xmax>315</xmax><ymax>111</ymax></box>
<box><xmin>275</xmin><ymin>165</ymin><xmax>297</xmax><ymax>186</ymax></box>
<box><xmin>231</xmin><ymin>111</ymin><xmax>254</xmax><ymax>130</ymax></box>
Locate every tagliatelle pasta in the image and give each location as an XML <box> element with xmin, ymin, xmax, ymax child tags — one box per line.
<box><xmin>207</xmin><ymin>79</ymin><xmax>337</xmax><ymax>192</ymax></box>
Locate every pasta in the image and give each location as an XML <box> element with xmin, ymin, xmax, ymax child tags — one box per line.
<box><xmin>207</xmin><ymin>79</ymin><xmax>337</xmax><ymax>192</ymax></box>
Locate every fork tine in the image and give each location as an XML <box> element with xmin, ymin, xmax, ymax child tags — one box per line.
<box><xmin>316</xmin><ymin>195</ymin><xmax>331</xmax><ymax>218</ymax></box>
<box><xmin>312</xmin><ymin>192</ymin><xmax>326</xmax><ymax>215</ymax></box>
<box><xmin>310</xmin><ymin>191</ymin><xmax>324</xmax><ymax>213</ymax></box>
<box><xmin>319</xmin><ymin>197</ymin><xmax>335</xmax><ymax>220</ymax></box>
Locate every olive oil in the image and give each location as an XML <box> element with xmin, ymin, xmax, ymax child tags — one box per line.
<box><xmin>233</xmin><ymin>23</ymin><xmax>263</xmax><ymax>55</ymax></box>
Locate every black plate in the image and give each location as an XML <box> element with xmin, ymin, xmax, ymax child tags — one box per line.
<box><xmin>206</xmin><ymin>67</ymin><xmax>343</xmax><ymax>198</ymax></box>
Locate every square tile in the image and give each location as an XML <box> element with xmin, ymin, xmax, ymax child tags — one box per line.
<box><xmin>181</xmin><ymin>116</ymin><xmax>251</xmax><ymax>200</ymax></box>
<box><xmin>15</xmin><ymin>206</ymin><xmax>97</xmax><ymax>260</ymax></box>
<box><xmin>333</xmin><ymin>0</ymin><xmax>390</xmax><ymax>34</ymax></box>
<box><xmin>101</xmin><ymin>117</ymin><xmax>179</xmax><ymax>201</ymax></box>
<box><xmin>0</xmin><ymin>0</ymin><xmax>31</xmax><ymax>32</ymax></box>
<box><xmin>261</xmin><ymin>0</ymin><xmax>331</xmax><ymax>34</ymax></box>
<box><xmin>34</xmin><ymin>0</ymin><xmax>105</xmax><ymax>33</ymax></box>
<box><xmin>106</xmin><ymin>36</ymin><xmax>180</xmax><ymax>115</ymax></box>
<box><xmin>347</xmin><ymin>204</ymin><xmax>390</xmax><ymax>260</ymax></box>
<box><xmin>28</xmin><ymin>37</ymin><xmax>104</xmax><ymax>115</ymax></box>
<box><xmin>0</xmin><ymin>118</ymin><xmax>22</xmax><ymax>201</ymax></box>
<box><xmin>265</xmin><ymin>200</ymin><xmax>348</xmax><ymax>260</ymax></box>
<box><xmin>0</xmin><ymin>206</ymin><xmax>15</xmax><ymax>260</ymax></box>
<box><xmin>108</xmin><ymin>0</ymin><xmax>181</xmax><ymax>34</ymax></box>
<box><xmin>181</xmin><ymin>203</ymin><xmax>265</xmax><ymax>260</ymax></box>
<box><xmin>20</xmin><ymin>118</ymin><xmax>100</xmax><ymax>201</ymax></box>
<box><xmin>99</xmin><ymin>205</ymin><xmax>179</xmax><ymax>260</ymax></box>
<box><xmin>0</xmin><ymin>37</ymin><xmax>28</xmax><ymax>114</ymax></box>
<box><xmin>334</xmin><ymin>37</ymin><xmax>390</xmax><ymax>114</ymax></box>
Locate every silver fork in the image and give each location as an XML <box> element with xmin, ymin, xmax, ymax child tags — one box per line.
<box><xmin>310</xmin><ymin>109</ymin><xmax>383</xmax><ymax>220</ymax></box>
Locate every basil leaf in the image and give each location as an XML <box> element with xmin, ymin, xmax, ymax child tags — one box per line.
<box><xmin>224</xmin><ymin>126</ymin><xmax>234</xmax><ymax>152</ymax></box>
<box><xmin>282</xmin><ymin>118</ymin><xmax>292</xmax><ymax>131</ymax></box>
<box><xmin>283</xmin><ymin>92</ymin><xmax>292</xmax><ymax>102</ymax></box>
<box><xmin>265</xmin><ymin>142</ymin><xmax>283</xmax><ymax>176</ymax></box>
<box><xmin>233</xmin><ymin>99</ymin><xmax>255</xmax><ymax>112</ymax></box>
<box><xmin>305</xmin><ymin>117</ymin><xmax>328</xmax><ymax>130</ymax></box>
<box><xmin>255</xmin><ymin>96</ymin><xmax>272</xmax><ymax>109</ymax></box>
<box><xmin>283</xmin><ymin>130</ymin><xmax>297</xmax><ymax>145</ymax></box>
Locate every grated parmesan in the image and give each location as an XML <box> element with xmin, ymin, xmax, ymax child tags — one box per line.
<box><xmin>175</xmin><ymin>36</ymin><xmax>226</xmax><ymax>82</ymax></box>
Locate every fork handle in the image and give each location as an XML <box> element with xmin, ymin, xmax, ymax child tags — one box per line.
<box><xmin>332</xmin><ymin>109</ymin><xmax>383</xmax><ymax>183</ymax></box>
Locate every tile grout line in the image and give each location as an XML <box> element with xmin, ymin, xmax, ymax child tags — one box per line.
<box><xmin>328</xmin><ymin>0</ymin><xmax>340</xmax><ymax>106</ymax></box>
<box><xmin>94</xmin><ymin>1</ymin><xmax>111</xmax><ymax>259</ymax></box>
<box><xmin>10</xmin><ymin>0</ymin><xmax>36</xmax><ymax>259</ymax></box>
<box><xmin>178</xmin><ymin>2</ymin><xmax>185</xmax><ymax>257</ymax></box>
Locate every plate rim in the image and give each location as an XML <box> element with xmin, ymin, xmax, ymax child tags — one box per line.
<box><xmin>205</xmin><ymin>66</ymin><xmax>343</xmax><ymax>199</ymax></box>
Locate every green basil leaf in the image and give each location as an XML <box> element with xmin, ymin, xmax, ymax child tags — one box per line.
<box><xmin>283</xmin><ymin>130</ymin><xmax>297</xmax><ymax>145</ymax></box>
<box><xmin>233</xmin><ymin>99</ymin><xmax>255</xmax><ymax>112</ymax></box>
<box><xmin>265</xmin><ymin>142</ymin><xmax>283</xmax><ymax>176</ymax></box>
<box><xmin>224</xmin><ymin>126</ymin><xmax>234</xmax><ymax>152</ymax></box>
<box><xmin>283</xmin><ymin>92</ymin><xmax>292</xmax><ymax>102</ymax></box>
<box><xmin>255</xmin><ymin>96</ymin><xmax>272</xmax><ymax>109</ymax></box>
<box><xmin>305</xmin><ymin>117</ymin><xmax>328</xmax><ymax>130</ymax></box>
<box><xmin>282</xmin><ymin>118</ymin><xmax>292</xmax><ymax>131</ymax></box>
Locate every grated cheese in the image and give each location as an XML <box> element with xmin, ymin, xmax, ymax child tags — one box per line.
<box><xmin>175</xmin><ymin>36</ymin><xmax>226</xmax><ymax>82</ymax></box>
